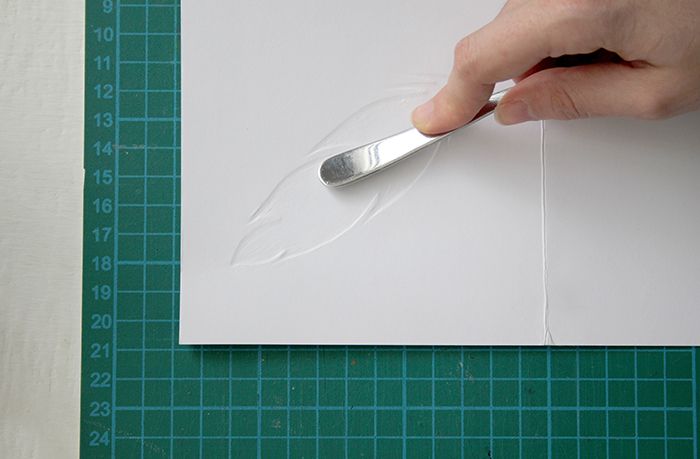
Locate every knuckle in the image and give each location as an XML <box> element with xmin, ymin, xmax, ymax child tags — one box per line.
<box><xmin>638</xmin><ymin>92</ymin><xmax>674</xmax><ymax>120</ymax></box>
<box><xmin>544</xmin><ymin>0</ymin><xmax>625</xmax><ymax>48</ymax></box>
<box><xmin>554</xmin><ymin>0</ymin><xmax>599</xmax><ymax>19</ymax></box>
<box><xmin>499</xmin><ymin>0</ymin><xmax>524</xmax><ymax>16</ymax></box>
<box><xmin>453</xmin><ymin>37</ymin><xmax>477</xmax><ymax>77</ymax></box>
<box><xmin>547</xmin><ymin>83</ymin><xmax>586</xmax><ymax>120</ymax></box>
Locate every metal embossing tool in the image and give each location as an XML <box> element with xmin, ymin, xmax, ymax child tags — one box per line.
<box><xmin>319</xmin><ymin>88</ymin><xmax>508</xmax><ymax>187</ymax></box>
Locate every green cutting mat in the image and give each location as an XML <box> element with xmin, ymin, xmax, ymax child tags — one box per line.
<box><xmin>81</xmin><ymin>1</ymin><xmax>700</xmax><ymax>457</ymax></box>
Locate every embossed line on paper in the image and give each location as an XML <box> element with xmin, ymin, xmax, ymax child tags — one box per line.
<box><xmin>231</xmin><ymin>79</ymin><xmax>445</xmax><ymax>267</ymax></box>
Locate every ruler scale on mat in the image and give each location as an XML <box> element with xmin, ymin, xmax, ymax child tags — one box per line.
<box><xmin>81</xmin><ymin>1</ymin><xmax>700</xmax><ymax>457</ymax></box>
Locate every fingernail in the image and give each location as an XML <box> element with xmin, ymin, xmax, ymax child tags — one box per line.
<box><xmin>495</xmin><ymin>100</ymin><xmax>534</xmax><ymax>125</ymax></box>
<box><xmin>412</xmin><ymin>100</ymin><xmax>434</xmax><ymax>131</ymax></box>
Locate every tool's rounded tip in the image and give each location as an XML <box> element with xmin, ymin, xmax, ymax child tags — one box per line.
<box><xmin>318</xmin><ymin>155</ymin><xmax>353</xmax><ymax>187</ymax></box>
<box><xmin>317</xmin><ymin>159</ymin><xmax>335</xmax><ymax>187</ymax></box>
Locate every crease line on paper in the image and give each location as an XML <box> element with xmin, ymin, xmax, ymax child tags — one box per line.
<box><xmin>541</xmin><ymin>120</ymin><xmax>554</xmax><ymax>345</ymax></box>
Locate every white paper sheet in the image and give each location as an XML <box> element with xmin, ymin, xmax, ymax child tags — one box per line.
<box><xmin>181</xmin><ymin>1</ymin><xmax>700</xmax><ymax>345</ymax></box>
<box><xmin>181</xmin><ymin>0</ymin><xmax>546</xmax><ymax>344</ymax></box>
<box><xmin>544</xmin><ymin>115</ymin><xmax>700</xmax><ymax>345</ymax></box>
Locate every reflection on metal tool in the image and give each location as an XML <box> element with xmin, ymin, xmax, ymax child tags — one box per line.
<box><xmin>318</xmin><ymin>88</ymin><xmax>509</xmax><ymax>187</ymax></box>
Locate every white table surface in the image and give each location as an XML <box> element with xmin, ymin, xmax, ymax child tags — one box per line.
<box><xmin>0</xmin><ymin>0</ymin><xmax>83</xmax><ymax>457</ymax></box>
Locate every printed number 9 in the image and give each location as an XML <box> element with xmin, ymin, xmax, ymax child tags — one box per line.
<box><xmin>102</xmin><ymin>0</ymin><xmax>113</xmax><ymax>14</ymax></box>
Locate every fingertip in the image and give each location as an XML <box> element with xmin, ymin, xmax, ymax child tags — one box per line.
<box><xmin>411</xmin><ymin>100</ymin><xmax>436</xmax><ymax>134</ymax></box>
<box><xmin>495</xmin><ymin>100</ymin><xmax>535</xmax><ymax>125</ymax></box>
<box><xmin>412</xmin><ymin>98</ymin><xmax>465</xmax><ymax>135</ymax></box>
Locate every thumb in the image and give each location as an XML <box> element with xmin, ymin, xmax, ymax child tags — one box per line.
<box><xmin>495</xmin><ymin>63</ymin><xmax>666</xmax><ymax>124</ymax></box>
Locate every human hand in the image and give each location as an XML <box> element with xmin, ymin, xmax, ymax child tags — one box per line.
<box><xmin>412</xmin><ymin>0</ymin><xmax>700</xmax><ymax>134</ymax></box>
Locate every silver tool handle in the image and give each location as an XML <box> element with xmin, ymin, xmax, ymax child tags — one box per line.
<box><xmin>319</xmin><ymin>88</ymin><xmax>509</xmax><ymax>187</ymax></box>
